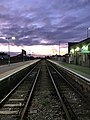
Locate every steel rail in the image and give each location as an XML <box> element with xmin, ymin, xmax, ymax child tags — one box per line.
<box><xmin>20</xmin><ymin>66</ymin><xmax>41</xmax><ymax>120</ymax></box>
<box><xmin>49</xmin><ymin>62</ymin><xmax>87</xmax><ymax>101</ymax></box>
<box><xmin>0</xmin><ymin>62</ymin><xmax>40</xmax><ymax>107</ymax></box>
<box><xmin>46</xmin><ymin>65</ymin><xmax>72</xmax><ymax>120</ymax></box>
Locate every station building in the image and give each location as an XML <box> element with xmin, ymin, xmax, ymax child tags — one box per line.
<box><xmin>68</xmin><ymin>38</ymin><xmax>90</xmax><ymax>67</ymax></box>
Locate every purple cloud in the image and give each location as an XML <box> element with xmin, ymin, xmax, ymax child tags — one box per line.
<box><xmin>0</xmin><ymin>0</ymin><xmax>90</xmax><ymax>46</ymax></box>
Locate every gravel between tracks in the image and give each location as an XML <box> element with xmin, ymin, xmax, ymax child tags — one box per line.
<box><xmin>28</xmin><ymin>61</ymin><xmax>65</xmax><ymax>120</ymax></box>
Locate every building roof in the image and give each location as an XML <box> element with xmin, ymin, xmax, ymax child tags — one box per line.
<box><xmin>69</xmin><ymin>38</ymin><xmax>90</xmax><ymax>49</ymax></box>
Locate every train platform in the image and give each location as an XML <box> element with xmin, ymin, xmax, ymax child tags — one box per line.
<box><xmin>0</xmin><ymin>60</ymin><xmax>40</xmax><ymax>81</ymax></box>
<box><xmin>48</xmin><ymin>60</ymin><xmax>90</xmax><ymax>81</ymax></box>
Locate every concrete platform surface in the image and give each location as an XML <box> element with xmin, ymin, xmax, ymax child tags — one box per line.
<box><xmin>0</xmin><ymin>60</ymin><xmax>40</xmax><ymax>81</ymax></box>
<box><xmin>48</xmin><ymin>60</ymin><xmax>90</xmax><ymax>82</ymax></box>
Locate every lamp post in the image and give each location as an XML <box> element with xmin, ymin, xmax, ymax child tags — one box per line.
<box><xmin>7</xmin><ymin>40</ymin><xmax>10</xmax><ymax>65</ymax></box>
<box><xmin>87</xmin><ymin>27</ymin><xmax>90</xmax><ymax>38</ymax></box>
<box><xmin>3</xmin><ymin>36</ymin><xmax>15</xmax><ymax>65</ymax></box>
<box><xmin>58</xmin><ymin>41</ymin><xmax>61</xmax><ymax>62</ymax></box>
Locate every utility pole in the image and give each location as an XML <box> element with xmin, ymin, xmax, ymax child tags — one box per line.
<box><xmin>59</xmin><ymin>41</ymin><xmax>60</xmax><ymax>56</ymax></box>
<box><xmin>58</xmin><ymin>41</ymin><xmax>61</xmax><ymax>62</ymax></box>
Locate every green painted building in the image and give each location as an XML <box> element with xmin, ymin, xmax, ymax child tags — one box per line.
<box><xmin>68</xmin><ymin>38</ymin><xmax>90</xmax><ymax>67</ymax></box>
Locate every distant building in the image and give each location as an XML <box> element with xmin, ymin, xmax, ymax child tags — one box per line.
<box><xmin>68</xmin><ymin>38</ymin><xmax>90</xmax><ymax>67</ymax></box>
<box><xmin>0</xmin><ymin>52</ymin><xmax>9</xmax><ymax>65</ymax></box>
<box><xmin>0</xmin><ymin>52</ymin><xmax>8</xmax><ymax>59</ymax></box>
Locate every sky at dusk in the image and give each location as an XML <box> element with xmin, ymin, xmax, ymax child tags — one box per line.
<box><xmin>0</xmin><ymin>0</ymin><xmax>90</xmax><ymax>56</ymax></box>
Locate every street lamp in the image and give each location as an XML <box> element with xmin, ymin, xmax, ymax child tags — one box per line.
<box><xmin>87</xmin><ymin>27</ymin><xmax>90</xmax><ymax>38</ymax></box>
<box><xmin>3</xmin><ymin>36</ymin><xmax>15</xmax><ymax>65</ymax></box>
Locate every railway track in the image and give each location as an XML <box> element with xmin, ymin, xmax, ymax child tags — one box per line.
<box><xmin>0</xmin><ymin>62</ymin><xmax>41</xmax><ymax>120</ymax></box>
<box><xmin>26</xmin><ymin>60</ymin><xmax>66</xmax><ymax>120</ymax></box>
<box><xmin>0</xmin><ymin>60</ymin><xmax>90</xmax><ymax>120</ymax></box>
<box><xmin>47</xmin><ymin>61</ymin><xmax>90</xmax><ymax>120</ymax></box>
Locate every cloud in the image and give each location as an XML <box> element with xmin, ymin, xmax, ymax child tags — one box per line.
<box><xmin>0</xmin><ymin>0</ymin><xmax>90</xmax><ymax>47</ymax></box>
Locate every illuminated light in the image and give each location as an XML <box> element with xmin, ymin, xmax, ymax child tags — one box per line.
<box><xmin>84</xmin><ymin>46</ymin><xmax>88</xmax><ymax>51</ymax></box>
<box><xmin>0</xmin><ymin>36</ymin><xmax>6</xmax><ymax>39</ymax></box>
<box><xmin>70</xmin><ymin>49</ymin><xmax>74</xmax><ymax>54</ymax></box>
<box><xmin>81</xmin><ymin>45</ymin><xmax>89</xmax><ymax>53</ymax></box>
<box><xmin>75</xmin><ymin>47</ymin><xmax>80</xmax><ymax>51</ymax></box>
<box><xmin>0</xmin><ymin>36</ymin><xmax>16</xmax><ymax>40</ymax></box>
<box><xmin>82</xmin><ymin>45</ymin><xmax>86</xmax><ymax>49</ymax></box>
<box><xmin>82</xmin><ymin>45</ymin><xmax>88</xmax><ymax>51</ymax></box>
<box><xmin>12</xmin><ymin>37</ymin><xmax>15</xmax><ymax>40</ymax></box>
<box><xmin>6</xmin><ymin>36</ymin><xmax>16</xmax><ymax>40</ymax></box>
<box><xmin>88</xmin><ymin>27</ymin><xmax>90</xmax><ymax>30</ymax></box>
